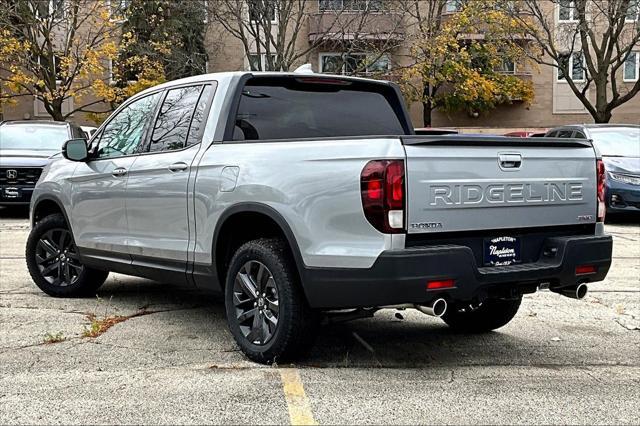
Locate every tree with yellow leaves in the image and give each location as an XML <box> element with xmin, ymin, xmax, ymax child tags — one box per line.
<box><xmin>0</xmin><ymin>0</ymin><xmax>124</xmax><ymax>121</ymax></box>
<box><xmin>399</xmin><ymin>0</ymin><xmax>534</xmax><ymax>126</ymax></box>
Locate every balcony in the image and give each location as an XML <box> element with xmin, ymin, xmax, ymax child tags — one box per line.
<box><xmin>308</xmin><ymin>12</ymin><xmax>404</xmax><ymax>43</ymax></box>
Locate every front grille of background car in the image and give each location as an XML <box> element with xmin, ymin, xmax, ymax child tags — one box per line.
<box><xmin>0</xmin><ymin>168</ymin><xmax>43</xmax><ymax>186</ymax></box>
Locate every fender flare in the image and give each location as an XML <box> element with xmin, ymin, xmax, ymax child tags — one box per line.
<box><xmin>212</xmin><ymin>202</ymin><xmax>307</xmax><ymax>287</ymax></box>
<box><xmin>31</xmin><ymin>195</ymin><xmax>73</xmax><ymax>231</ymax></box>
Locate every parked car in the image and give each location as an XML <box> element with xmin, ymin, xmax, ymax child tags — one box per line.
<box><xmin>26</xmin><ymin>72</ymin><xmax>612</xmax><ymax>363</ymax></box>
<box><xmin>544</xmin><ymin>124</ymin><xmax>640</xmax><ymax>214</ymax></box>
<box><xmin>0</xmin><ymin>120</ymin><xmax>85</xmax><ymax>206</ymax></box>
<box><xmin>504</xmin><ymin>130</ymin><xmax>548</xmax><ymax>138</ymax></box>
<box><xmin>80</xmin><ymin>125</ymin><xmax>98</xmax><ymax>139</ymax></box>
<box><xmin>414</xmin><ymin>128</ymin><xmax>458</xmax><ymax>135</ymax></box>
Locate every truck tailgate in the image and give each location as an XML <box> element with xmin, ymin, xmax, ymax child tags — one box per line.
<box><xmin>403</xmin><ymin>137</ymin><xmax>598</xmax><ymax>234</ymax></box>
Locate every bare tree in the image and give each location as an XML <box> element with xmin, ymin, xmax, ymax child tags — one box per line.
<box><xmin>206</xmin><ymin>0</ymin><xmax>405</xmax><ymax>73</ymax></box>
<box><xmin>507</xmin><ymin>0</ymin><xmax>640</xmax><ymax>123</ymax></box>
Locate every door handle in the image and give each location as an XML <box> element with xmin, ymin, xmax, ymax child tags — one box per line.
<box><xmin>498</xmin><ymin>154</ymin><xmax>522</xmax><ymax>170</ymax></box>
<box><xmin>112</xmin><ymin>167</ymin><xmax>127</xmax><ymax>177</ymax></box>
<box><xmin>168</xmin><ymin>162</ymin><xmax>188</xmax><ymax>172</ymax></box>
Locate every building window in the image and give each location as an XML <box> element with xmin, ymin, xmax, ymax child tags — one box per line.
<box><xmin>558</xmin><ymin>0</ymin><xmax>577</xmax><ymax>22</ymax></box>
<box><xmin>320</xmin><ymin>53</ymin><xmax>390</xmax><ymax>75</ymax></box>
<box><xmin>624</xmin><ymin>52</ymin><xmax>639</xmax><ymax>82</ymax></box>
<box><xmin>318</xmin><ymin>0</ymin><xmax>384</xmax><ymax>12</ymax></box>
<box><xmin>445</xmin><ymin>0</ymin><xmax>463</xmax><ymax>13</ymax></box>
<box><xmin>108</xmin><ymin>0</ymin><xmax>130</xmax><ymax>21</ymax></box>
<box><xmin>248</xmin><ymin>53</ymin><xmax>278</xmax><ymax>71</ymax></box>
<box><xmin>34</xmin><ymin>0</ymin><xmax>65</xmax><ymax>19</ymax></box>
<box><xmin>626</xmin><ymin>0</ymin><xmax>639</xmax><ymax>22</ymax></box>
<box><xmin>202</xmin><ymin>0</ymin><xmax>208</xmax><ymax>23</ymax></box>
<box><xmin>36</xmin><ymin>54</ymin><xmax>63</xmax><ymax>84</ymax></box>
<box><xmin>248</xmin><ymin>0</ymin><xmax>276</xmax><ymax>22</ymax></box>
<box><xmin>497</xmin><ymin>59</ymin><xmax>516</xmax><ymax>74</ymax></box>
<box><xmin>107</xmin><ymin>59</ymin><xmax>114</xmax><ymax>84</ymax></box>
<box><xmin>557</xmin><ymin>52</ymin><xmax>585</xmax><ymax>82</ymax></box>
<box><xmin>110</xmin><ymin>0</ymin><xmax>130</xmax><ymax>14</ymax></box>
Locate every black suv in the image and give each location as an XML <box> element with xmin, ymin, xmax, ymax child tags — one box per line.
<box><xmin>0</xmin><ymin>120</ymin><xmax>84</xmax><ymax>206</ymax></box>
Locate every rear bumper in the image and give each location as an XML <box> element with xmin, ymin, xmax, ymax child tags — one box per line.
<box><xmin>302</xmin><ymin>234</ymin><xmax>612</xmax><ymax>309</ymax></box>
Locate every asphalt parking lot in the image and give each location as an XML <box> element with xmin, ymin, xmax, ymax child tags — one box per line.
<box><xmin>0</xmin><ymin>207</ymin><xmax>638</xmax><ymax>425</ymax></box>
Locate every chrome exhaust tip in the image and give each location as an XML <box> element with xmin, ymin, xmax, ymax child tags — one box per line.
<box><xmin>415</xmin><ymin>298</ymin><xmax>448</xmax><ymax>317</ymax></box>
<box><xmin>558</xmin><ymin>283</ymin><xmax>588</xmax><ymax>300</ymax></box>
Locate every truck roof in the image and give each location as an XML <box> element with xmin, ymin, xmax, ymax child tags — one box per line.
<box><xmin>134</xmin><ymin>71</ymin><xmax>394</xmax><ymax>99</ymax></box>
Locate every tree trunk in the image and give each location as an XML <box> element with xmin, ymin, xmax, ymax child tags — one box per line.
<box><xmin>422</xmin><ymin>84</ymin><xmax>435</xmax><ymax>127</ymax></box>
<box><xmin>50</xmin><ymin>107</ymin><xmax>64</xmax><ymax>122</ymax></box>
<box><xmin>422</xmin><ymin>102</ymin><xmax>433</xmax><ymax>127</ymax></box>
<box><xmin>46</xmin><ymin>98</ymin><xmax>65</xmax><ymax>121</ymax></box>
<box><xmin>592</xmin><ymin>110</ymin><xmax>612</xmax><ymax>123</ymax></box>
<box><xmin>592</xmin><ymin>80</ymin><xmax>611</xmax><ymax>123</ymax></box>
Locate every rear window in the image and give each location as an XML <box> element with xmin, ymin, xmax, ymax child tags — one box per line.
<box><xmin>232</xmin><ymin>77</ymin><xmax>407</xmax><ymax>141</ymax></box>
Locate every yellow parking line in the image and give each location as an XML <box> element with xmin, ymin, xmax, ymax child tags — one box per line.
<box><xmin>279</xmin><ymin>368</ymin><xmax>317</xmax><ymax>425</ymax></box>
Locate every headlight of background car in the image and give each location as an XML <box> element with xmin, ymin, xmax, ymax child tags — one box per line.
<box><xmin>608</xmin><ymin>172</ymin><xmax>640</xmax><ymax>186</ymax></box>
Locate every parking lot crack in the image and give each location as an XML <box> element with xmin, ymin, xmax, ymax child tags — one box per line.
<box><xmin>82</xmin><ymin>305</ymin><xmax>207</xmax><ymax>338</ymax></box>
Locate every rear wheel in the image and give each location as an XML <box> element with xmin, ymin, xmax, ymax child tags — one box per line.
<box><xmin>224</xmin><ymin>238</ymin><xmax>317</xmax><ymax>364</ymax></box>
<box><xmin>26</xmin><ymin>214</ymin><xmax>108</xmax><ymax>297</ymax></box>
<box><xmin>442</xmin><ymin>297</ymin><xmax>522</xmax><ymax>333</ymax></box>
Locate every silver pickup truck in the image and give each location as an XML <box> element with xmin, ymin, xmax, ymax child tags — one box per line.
<box><xmin>26</xmin><ymin>71</ymin><xmax>613</xmax><ymax>363</ymax></box>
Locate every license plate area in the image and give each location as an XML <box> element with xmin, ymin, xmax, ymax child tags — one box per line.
<box><xmin>2</xmin><ymin>187</ymin><xmax>20</xmax><ymax>199</ymax></box>
<box><xmin>484</xmin><ymin>236</ymin><xmax>521</xmax><ymax>266</ymax></box>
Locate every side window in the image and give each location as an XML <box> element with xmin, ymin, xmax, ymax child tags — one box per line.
<box><xmin>557</xmin><ymin>129</ymin><xmax>574</xmax><ymax>138</ymax></box>
<box><xmin>546</xmin><ymin>131</ymin><xmax>558</xmax><ymax>137</ymax></box>
<box><xmin>573</xmin><ymin>131</ymin><xmax>587</xmax><ymax>139</ymax></box>
<box><xmin>148</xmin><ymin>85</ymin><xmax>202</xmax><ymax>152</ymax></box>
<box><xmin>97</xmin><ymin>92</ymin><xmax>161</xmax><ymax>158</ymax></box>
<box><xmin>186</xmin><ymin>84</ymin><xmax>216</xmax><ymax>147</ymax></box>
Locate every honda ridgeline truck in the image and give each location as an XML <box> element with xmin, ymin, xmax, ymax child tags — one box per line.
<box><xmin>26</xmin><ymin>71</ymin><xmax>613</xmax><ymax>363</ymax></box>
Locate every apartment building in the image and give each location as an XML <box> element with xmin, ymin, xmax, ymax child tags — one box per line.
<box><xmin>2</xmin><ymin>0</ymin><xmax>639</xmax><ymax>130</ymax></box>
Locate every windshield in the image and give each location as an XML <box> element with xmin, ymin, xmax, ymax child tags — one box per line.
<box><xmin>589</xmin><ymin>127</ymin><xmax>640</xmax><ymax>157</ymax></box>
<box><xmin>0</xmin><ymin>124</ymin><xmax>69</xmax><ymax>151</ymax></box>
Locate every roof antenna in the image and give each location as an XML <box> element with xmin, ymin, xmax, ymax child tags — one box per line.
<box><xmin>294</xmin><ymin>63</ymin><xmax>314</xmax><ymax>74</ymax></box>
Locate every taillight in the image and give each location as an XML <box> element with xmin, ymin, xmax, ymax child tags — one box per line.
<box><xmin>427</xmin><ymin>279</ymin><xmax>456</xmax><ymax>290</ymax></box>
<box><xmin>597</xmin><ymin>160</ymin><xmax>606</xmax><ymax>222</ymax></box>
<box><xmin>576</xmin><ymin>264</ymin><xmax>597</xmax><ymax>275</ymax></box>
<box><xmin>360</xmin><ymin>159</ymin><xmax>405</xmax><ymax>233</ymax></box>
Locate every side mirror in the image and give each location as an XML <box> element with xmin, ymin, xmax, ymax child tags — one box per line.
<box><xmin>62</xmin><ymin>139</ymin><xmax>89</xmax><ymax>162</ymax></box>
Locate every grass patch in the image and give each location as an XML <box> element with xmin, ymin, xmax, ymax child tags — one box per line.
<box><xmin>82</xmin><ymin>313</ymin><xmax>130</xmax><ymax>338</ymax></box>
<box><xmin>43</xmin><ymin>331</ymin><xmax>65</xmax><ymax>344</ymax></box>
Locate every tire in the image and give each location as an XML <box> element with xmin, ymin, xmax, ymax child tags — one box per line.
<box><xmin>441</xmin><ymin>297</ymin><xmax>522</xmax><ymax>333</ymax></box>
<box><xmin>224</xmin><ymin>238</ymin><xmax>317</xmax><ymax>364</ymax></box>
<box><xmin>26</xmin><ymin>213</ymin><xmax>109</xmax><ymax>297</ymax></box>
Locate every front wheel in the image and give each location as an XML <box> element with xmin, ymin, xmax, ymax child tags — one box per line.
<box><xmin>441</xmin><ymin>297</ymin><xmax>522</xmax><ymax>333</ymax></box>
<box><xmin>26</xmin><ymin>214</ymin><xmax>109</xmax><ymax>297</ymax></box>
<box><xmin>224</xmin><ymin>238</ymin><xmax>317</xmax><ymax>364</ymax></box>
